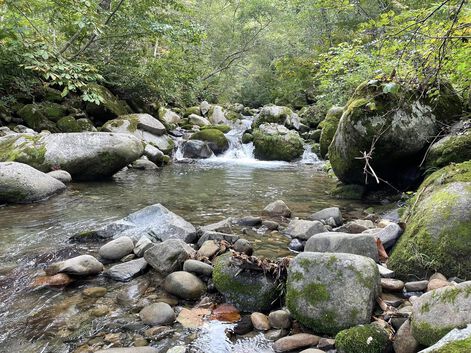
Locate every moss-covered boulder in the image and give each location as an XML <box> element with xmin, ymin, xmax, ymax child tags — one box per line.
<box><xmin>0</xmin><ymin>132</ymin><xmax>143</xmax><ymax>180</ymax></box>
<box><xmin>76</xmin><ymin>118</ymin><xmax>96</xmax><ymax>132</ymax></box>
<box><xmin>253</xmin><ymin>123</ymin><xmax>304</xmax><ymax>162</ymax></box>
<box><xmin>212</xmin><ymin>253</ymin><xmax>279</xmax><ymax>312</ymax></box>
<box><xmin>299</xmin><ymin>105</ymin><xmax>325</xmax><ymax>128</ymax></box>
<box><xmin>388</xmin><ymin>161</ymin><xmax>471</xmax><ymax>279</ymax></box>
<box><xmin>190</xmin><ymin>129</ymin><xmax>229</xmax><ymax>155</ymax></box>
<box><xmin>17</xmin><ymin>104</ymin><xmax>58</xmax><ymax>132</ymax></box>
<box><xmin>425</xmin><ymin>122</ymin><xmax>471</xmax><ymax>170</ymax></box>
<box><xmin>57</xmin><ymin>116</ymin><xmax>81</xmax><ymax>132</ymax></box>
<box><xmin>286</xmin><ymin>252</ymin><xmax>380</xmax><ymax>335</ymax></box>
<box><xmin>39</xmin><ymin>102</ymin><xmax>68</xmax><ymax>122</ymax></box>
<box><xmin>184</xmin><ymin>106</ymin><xmax>201</xmax><ymax>117</ymax></box>
<box><xmin>421</xmin><ymin>325</ymin><xmax>471</xmax><ymax>353</ymax></box>
<box><xmin>255</xmin><ymin>105</ymin><xmax>298</xmax><ymax>128</ymax></box>
<box><xmin>242</xmin><ymin>132</ymin><xmax>253</xmax><ymax>144</ymax></box>
<box><xmin>319</xmin><ymin>106</ymin><xmax>344</xmax><ymax>158</ymax></box>
<box><xmin>328</xmin><ymin>79</ymin><xmax>462</xmax><ymax>186</ymax></box>
<box><xmin>335</xmin><ymin>324</ymin><xmax>390</xmax><ymax>353</ymax></box>
<box><xmin>410</xmin><ymin>281</ymin><xmax>471</xmax><ymax>347</ymax></box>
<box><xmin>84</xmin><ymin>83</ymin><xmax>129</xmax><ymax>121</ymax></box>
<box><xmin>200</xmin><ymin>124</ymin><xmax>231</xmax><ymax>133</ymax></box>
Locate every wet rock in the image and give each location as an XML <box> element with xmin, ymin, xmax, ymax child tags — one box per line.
<box><xmin>131</xmin><ymin>158</ymin><xmax>158</xmax><ymax>170</ymax></box>
<box><xmin>183</xmin><ymin>259</ymin><xmax>213</xmax><ymax>277</ymax></box>
<box><xmin>83</xmin><ymin>287</ymin><xmax>107</xmax><ymax>298</ymax></box>
<box><xmin>236</xmin><ymin>216</ymin><xmax>262</xmax><ymax>226</ymax></box>
<box><xmin>182</xmin><ymin>140</ymin><xmax>213</xmax><ymax>159</ymax></box>
<box><xmin>139</xmin><ymin>303</ymin><xmax>175</xmax><ymax>326</ymax></box>
<box><xmin>164</xmin><ymin>271</ymin><xmax>206</xmax><ymax>300</ymax></box>
<box><xmin>233</xmin><ymin>239</ymin><xmax>253</xmax><ymax>255</ymax></box>
<box><xmin>46</xmin><ymin>255</ymin><xmax>103</xmax><ymax>276</ymax></box>
<box><xmin>376</xmin><ymin>223</ymin><xmax>402</xmax><ymax>249</ymax></box>
<box><xmin>251</xmin><ymin>312</ymin><xmax>271</xmax><ymax>331</ymax></box>
<box><xmin>335</xmin><ymin>323</ymin><xmax>390</xmax><ymax>353</ymax></box>
<box><xmin>190</xmin><ymin>129</ymin><xmax>229</xmax><ymax>155</ymax></box>
<box><xmin>265</xmin><ymin>329</ymin><xmax>288</xmax><ymax>341</ymax></box>
<box><xmin>405</xmin><ymin>280</ymin><xmax>428</xmax><ymax>292</ymax></box>
<box><xmin>394</xmin><ymin>320</ymin><xmax>419</xmax><ymax>353</ymax></box>
<box><xmin>381</xmin><ymin>278</ymin><xmax>405</xmax><ymax>292</ymax></box>
<box><xmin>196</xmin><ymin>231</ymin><xmax>239</xmax><ymax>247</ymax></box>
<box><xmin>427</xmin><ymin>278</ymin><xmax>450</xmax><ymax>291</ymax></box>
<box><xmin>309</xmin><ymin>207</ymin><xmax>343</xmax><ymax>226</ymax></box>
<box><xmin>262</xmin><ymin>220</ymin><xmax>279</xmax><ymax>230</ymax></box>
<box><xmin>144</xmin><ymin>239</ymin><xmax>195</xmax><ymax>275</ymax></box>
<box><xmin>268</xmin><ymin>310</ymin><xmax>291</xmax><ymax>329</ymax></box>
<box><xmin>284</xmin><ymin>219</ymin><xmax>326</xmax><ymax>240</ymax></box>
<box><xmin>96</xmin><ymin>347</ymin><xmax>160</xmax><ymax>353</ymax></box>
<box><xmin>263</xmin><ymin>200</ymin><xmax>292</xmax><ymax>218</ymax></box>
<box><xmin>176</xmin><ymin>307</ymin><xmax>211</xmax><ymax>328</ymax></box>
<box><xmin>47</xmin><ymin>170</ymin><xmax>72</xmax><ymax>183</ymax></box>
<box><xmin>213</xmin><ymin>253</ymin><xmax>279</xmax><ymax>312</ymax></box>
<box><xmin>411</xmin><ymin>281</ymin><xmax>471</xmax><ymax>346</ymax></box>
<box><xmin>143</xmin><ymin>144</ymin><xmax>164</xmax><ymax>164</ymax></box>
<box><xmin>133</xmin><ymin>236</ymin><xmax>154</xmax><ymax>257</ymax></box>
<box><xmin>105</xmin><ymin>258</ymin><xmax>148</xmax><ymax>282</ymax></box>
<box><xmin>273</xmin><ymin>333</ymin><xmax>320</xmax><ymax>352</ymax></box>
<box><xmin>32</xmin><ymin>273</ymin><xmax>73</xmax><ymax>287</ymax></box>
<box><xmin>232</xmin><ymin>315</ymin><xmax>253</xmax><ymax>335</ymax></box>
<box><xmin>116</xmin><ymin>278</ymin><xmax>150</xmax><ymax>306</ymax></box>
<box><xmin>90</xmin><ymin>305</ymin><xmax>110</xmax><ymax>317</ymax></box>
<box><xmin>197</xmin><ymin>240</ymin><xmax>220</xmax><ymax>258</ymax></box>
<box><xmin>99</xmin><ymin>236</ymin><xmax>134</xmax><ymax>260</ymax></box>
<box><xmin>201</xmin><ymin>218</ymin><xmax>233</xmax><ymax>233</ymax></box>
<box><xmin>317</xmin><ymin>337</ymin><xmax>335</xmax><ymax>350</ymax></box>
<box><xmin>288</xmin><ymin>238</ymin><xmax>304</xmax><ymax>252</ymax></box>
<box><xmin>286</xmin><ymin>252</ymin><xmax>380</xmax><ymax>334</ymax></box>
<box><xmin>0</xmin><ymin>162</ymin><xmax>66</xmax><ymax>203</ymax></box>
<box><xmin>167</xmin><ymin>346</ymin><xmax>187</xmax><ymax>353</ymax></box>
<box><xmin>305</xmin><ymin>231</ymin><xmax>379</xmax><ymax>261</ymax></box>
<box><xmin>90</xmin><ymin>204</ymin><xmax>197</xmax><ymax>243</ymax></box>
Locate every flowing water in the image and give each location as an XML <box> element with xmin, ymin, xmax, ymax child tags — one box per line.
<box><xmin>0</xmin><ymin>129</ymin><xmax>374</xmax><ymax>353</ymax></box>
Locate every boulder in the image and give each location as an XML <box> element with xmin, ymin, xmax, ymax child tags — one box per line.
<box><xmin>139</xmin><ymin>302</ymin><xmax>175</xmax><ymax>325</ymax></box>
<box><xmin>376</xmin><ymin>222</ymin><xmax>402</xmax><ymax>249</ymax></box>
<box><xmin>328</xmin><ymin>79</ymin><xmax>462</xmax><ymax>186</ymax></box>
<box><xmin>47</xmin><ymin>170</ymin><xmax>72</xmax><ymax>184</ymax></box>
<box><xmin>57</xmin><ymin>116</ymin><xmax>81</xmax><ymax>132</ymax></box>
<box><xmin>389</xmin><ymin>161</ymin><xmax>471</xmax><ymax>279</ymax></box>
<box><xmin>188</xmin><ymin>114</ymin><xmax>210</xmax><ymax>126</ymax></box>
<box><xmin>0</xmin><ymin>162</ymin><xmax>66</xmax><ymax>203</ymax></box>
<box><xmin>208</xmin><ymin>105</ymin><xmax>227</xmax><ymax>125</ymax></box>
<box><xmin>143</xmin><ymin>144</ymin><xmax>165</xmax><ymax>164</ymax></box>
<box><xmin>201</xmin><ymin>217</ymin><xmax>233</xmax><ymax>233</ymax></box>
<box><xmin>255</xmin><ymin>105</ymin><xmax>298</xmax><ymax>128</ymax></box>
<box><xmin>309</xmin><ymin>207</ymin><xmax>343</xmax><ymax>226</ymax></box>
<box><xmin>181</xmin><ymin>140</ymin><xmax>213</xmax><ymax>159</ymax></box>
<box><xmin>263</xmin><ymin>200</ymin><xmax>292</xmax><ymax>218</ymax></box>
<box><xmin>190</xmin><ymin>129</ymin><xmax>229</xmax><ymax>155</ymax></box>
<box><xmin>87</xmin><ymin>204</ymin><xmax>197</xmax><ymax>243</ymax></box>
<box><xmin>17</xmin><ymin>104</ymin><xmax>58</xmax><ymax>132</ymax></box>
<box><xmin>99</xmin><ymin>236</ymin><xmax>134</xmax><ymax>260</ymax></box>
<box><xmin>284</xmin><ymin>220</ymin><xmax>326</xmax><ymax>240</ymax></box>
<box><xmin>159</xmin><ymin>107</ymin><xmax>181</xmax><ymax>124</ymax></box>
<box><xmin>304</xmin><ymin>232</ymin><xmax>379</xmax><ymax>261</ymax></box>
<box><xmin>299</xmin><ymin>105</ymin><xmax>325</xmax><ymax>128</ymax></box>
<box><xmin>163</xmin><ymin>271</ymin><xmax>206</xmax><ymax>300</ymax></box>
<box><xmin>0</xmin><ymin>132</ymin><xmax>143</xmax><ymax>180</ymax></box>
<box><xmin>253</xmin><ymin>123</ymin><xmax>304</xmax><ymax>161</ymax></box>
<box><xmin>130</xmin><ymin>158</ymin><xmax>158</xmax><ymax>170</ymax></box>
<box><xmin>105</xmin><ymin>258</ymin><xmax>148</xmax><ymax>281</ymax></box>
<box><xmin>335</xmin><ymin>324</ymin><xmax>390</xmax><ymax>353</ymax></box>
<box><xmin>411</xmin><ymin>281</ymin><xmax>471</xmax><ymax>346</ymax></box>
<box><xmin>200</xmin><ymin>101</ymin><xmax>211</xmax><ymax>116</ymax></box>
<box><xmin>286</xmin><ymin>252</ymin><xmax>380</xmax><ymax>334</ymax></box>
<box><xmin>144</xmin><ymin>239</ymin><xmax>195</xmax><ymax>275</ymax></box>
<box><xmin>84</xmin><ymin>83</ymin><xmax>129</xmax><ymax>120</ymax></box>
<box><xmin>213</xmin><ymin>253</ymin><xmax>279</xmax><ymax>312</ymax></box>
<box><xmin>318</xmin><ymin>106</ymin><xmax>343</xmax><ymax>158</ymax></box>
<box><xmin>46</xmin><ymin>255</ymin><xmax>103</xmax><ymax>276</ymax></box>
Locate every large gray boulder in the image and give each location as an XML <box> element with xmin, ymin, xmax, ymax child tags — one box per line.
<box><xmin>213</xmin><ymin>253</ymin><xmax>279</xmax><ymax>312</ymax></box>
<box><xmin>284</xmin><ymin>220</ymin><xmax>327</xmax><ymax>240</ymax></box>
<box><xmin>286</xmin><ymin>252</ymin><xmax>380</xmax><ymax>335</ymax></box>
<box><xmin>304</xmin><ymin>232</ymin><xmax>379</xmax><ymax>261</ymax></box>
<box><xmin>144</xmin><ymin>239</ymin><xmax>195</xmax><ymax>275</ymax></box>
<box><xmin>0</xmin><ymin>162</ymin><xmax>66</xmax><ymax>203</ymax></box>
<box><xmin>0</xmin><ymin>132</ymin><xmax>143</xmax><ymax>180</ymax></box>
<box><xmin>84</xmin><ymin>204</ymin><xmax>197</xmax><ymax>243</ymax></box>
<box><xmin>411</xmin><ymin>281</ymin><xmax>471</xmax><ymax>347</ymax></box>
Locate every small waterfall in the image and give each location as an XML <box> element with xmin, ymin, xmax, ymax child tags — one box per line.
<box><xmin>300</xmin><ymin>145</ymin><xmax>321</xmax><ymax>165</ymax></box>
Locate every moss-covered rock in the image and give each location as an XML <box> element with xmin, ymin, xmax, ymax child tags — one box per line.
<box><xmin>226</xmin><ymin>110</ymin><xmax>242</xmax><ymax>121</ymax></box>
<box><xmin>57</xmin><ymin>116</ymin><xmax>81</xmax><ymax>132</ymax></box>
<box><xmin>335</xmin><ymin>324</ymin><xmax>390</xmax><ymax>353</ymax></box>
<box><xmin>39</xmin><ymin>102</ymin><xmax>68</xmax><ymax>122</ymax></box>
<box><xmin>254</xmin><ymin>105</ymin><xmax>295</xmax><ymax>128</ymax></box>
<box><xmin>158</xmin><ymin>107</ymin><xmax>181</xmax><ymax>124</ymax></box>
<box><xmin>425</xmin><ymin>124</ymin><xmax>471</xmax><ymax>170</ymax></box>
<box><xmin>431</xmin><ymin>336</ymin><xmax>471</xmax><ymax>353</ymax></box>
<box><xmin>184</xmin><ymin>106</ymin><xmax>201</xmax><ymax>117</ymax></box>
<box><xmin>299</xmin><ymin>105</ymin><xmax>325</xmax><ymax>128</ymax></box>
<box><xmin>388</xmin><ymin>161</ymin><xmax>471</xmax><ymax>279</ymax></box>
<box><xmin>253</xmin><ymin>123</ymin><xmax>304</xmax><ymax>162</ymax></box>
<box><xmin>319</xmin><ymin>106</ymin><xmax>344</xmax><ymax>158</ymax></box>
<box><xmin>286</xmin><ymin>252</ymin><xmax>380</xmax><ymax>335</ymax></box>
<box><xmin>200</xmin><ymin>124</ymin><xmax>231</xmax><ymax>133</ymax></box>
<box><xmin>190</xmin><ymin>129</ymin><xmax>229</xmax><ymax>155</ymax></box>
<box><xmin>328</xmin><ymin>79</ymin><xmax>462</xmax><ymax>187</ymax></box>
<box><xmin>330</xmin><ymin>183</ymin><xmax>365</xmax><ymax>200</ymax></box>
<box><xmin>76</xmin><ymin>118</ymin><xmax>96</xmax><ymax>132</ymax></box>
<box><xmin>410</xmin><ymin>281</ymin><xmax>471</xmax><ymax>347</ymax></box>
<box><xmin>17</xmin><ymin>104</ymin><xmax>58</xmax><ymax>132</ymax></box>
<box><xmin>84</xmin><ymin>83</ymin><xmax>129</xmax><ymax>121</ymax></box>
<box><xmin>212</xmin><ymin>253</ymin><xmax>279</xmax><ymax>312</ymax></box>
<box><xmin>242</xmin><ymin>132</ymin><xmax>253</xmax><ymax>144</ymax></box>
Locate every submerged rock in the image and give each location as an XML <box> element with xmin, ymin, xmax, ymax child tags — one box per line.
<box><xmin>139</xmin><ymin>302</ymin><xmax>175</xmax><ymax>326</ymax></box>
<box><xmin>286</xmin><ymin>252</ymin><xmax>380</xmax><ymax>335</ymax></box>
<box><xmin>213</xmin><ymin>253</ymin><xmax>279</xmax><ymax>312</ymax></box>
<box><xmin>0</xmin><ymin>162</ymin><xmax>66</xmax><ymax>203</ymax></box>
<box><xmin>0</xmin><ymin>132</ymin><xmax>143</xmax><ymax>180</ymax></box>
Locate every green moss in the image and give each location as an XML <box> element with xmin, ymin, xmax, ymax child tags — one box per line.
<box><xmin>190</xmin><ymin>128</ymin><xmax>229</xmax><ymax>154</ymax></box>
<box><xmin>433</xmin><ymin>336</ymin><xmax>471</xmax><ymax>353</ymax></box>
<box><xmin>425</xmin><ymin>132</ymin><xmax>471</xmax><ymax>170</ymax></box>
<box><xmin>319</xmin><ymin>106</ymin><xmax>343</xmax><ymax>158</ymax></box>
<box><xmin>57</xmin><ymin>116</ymin><xmax>81</xmax><ymax>132</ymax></box>
<box><xmin>299</xmin><ymin>105</ymin><xmax>325</xmax><ymax>128</ymax></box>
<box><xmin>330</xmin><ymin>184</ymin><xmax>365</xmax><ymax>200</ymax></box>
<box><xmin>0</xmin><ymin>134</ymin><xmax>47</xmax><ymax>169</ymax></box>
<box><xmin>412</xmin><ymin>321</ymin><xmax>453</xmax><ymax>347</ymax></box>
<box><xmin>254</xmin><ymin>106</ymin><xmax>293</xmax><ymax>128</ymax></box>
<box><xmin>85</xmin><ymin>83</ymin><xmax>128</xmax><ymax>117</ymax></box>
<box><xmin>226</xmin><ymin>111</ymin><xmax>241</xmax><ymax>121</ymax></box>
<box><xmin>39</xmin><ymin>102</ymin><xmax>67</xmax><ymax>121</ymax></box>
<box><xmin>200</xmin><ymin>124</ymin><xmax>231</xmax><ymax>133</ymax></box>
<box><xmin>17</xmin><ymin>104</ymin><xmax>58</xmax><ymax>132</ymax></box>
<box><xmin>252</xmin><ymin>128</ymin><xmax>304</xmax><ymax>162</ymax></box>
<box><xmin>242</xmin><ymin>132</ymin><xmax>253</xmax><ymax>144</ymax></box>
<box><xmin>335</xmin><ymin>324</ymin><xmax>389</xmax><ymax>353</ymax></box>
<box><xmin>184</xmin><ymin>106</ymin><xmax>201</xmax><ymax>117</ymax></box>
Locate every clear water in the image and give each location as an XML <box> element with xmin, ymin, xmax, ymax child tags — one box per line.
<box><xmin>0</xmin><ymin>159</ymin><xmax>370</xmax><ymax>352</ymax></box>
